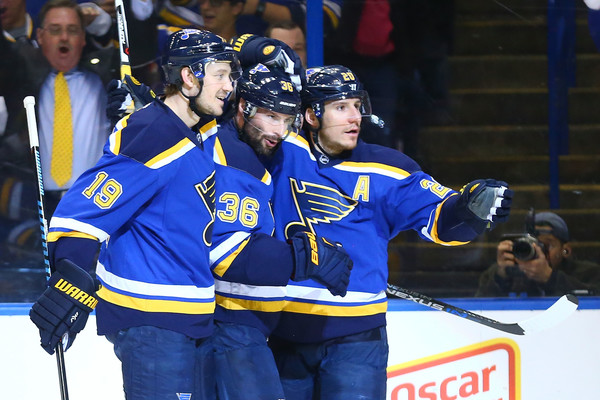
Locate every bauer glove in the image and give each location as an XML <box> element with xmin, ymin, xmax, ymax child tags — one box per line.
<box><xmin>106</xmin><ymin>75</ymin><xmax>156</xmax><ymax>122</ymax></box>
<box><xmin>290</xmin><ymin>231</ymin><xmax>353</xmax><ymax>296</ymax></box>
<box><xmin>232</xmin><ymin>34</ymin><xmax>305</xmax><ymax>91</ymax></box>
<box><xmin>30</xmin><ymin>259</ymin><xmax>99</xmax><ymax>355</ymax></box>
<box><xmin>457</xmin><ymin>179</ymin><xmax>513</xmax><ymax>232</ymax></box>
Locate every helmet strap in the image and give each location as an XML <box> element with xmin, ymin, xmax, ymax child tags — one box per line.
<box><xmin>180</xmin><ymin>80</ymin><xmax>207</xmax><ymax>119</ymax></box>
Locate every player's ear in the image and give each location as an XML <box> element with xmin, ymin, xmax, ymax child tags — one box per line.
<box><xmin>305</xmin><ymin>107</ymin><xmax>319</xmax><ymax>129</ymax></box>
<box><xmin>180</xmin><ymin>67</ymin><xmax>197</xmax><ymax>90</ymax></box>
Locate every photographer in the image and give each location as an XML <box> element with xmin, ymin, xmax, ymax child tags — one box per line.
<box><xmin>476</xmin><ymin>212</ymin><xmax>600</xmax><ymax>297</ymax></box>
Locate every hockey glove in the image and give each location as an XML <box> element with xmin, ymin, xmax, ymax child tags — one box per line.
<box><xmin>106</xmin><ymin>75</ymin><xmax>156</xmax><ymax>122</ymax></box>
<box><xmin>290</xmin><ymin>232</ymin><xmax>353</xmax><ymax>297</ymax></box>
<box><xmin>29</xmin><ymin>259</ymin><xmax>99</xmax><ymax>355</ymax></box>
<box><xmin>233</xmin><ymin>34</ymin><xmax>305</xmax><ymax>91</ymax></box>
<box><xmin>457</xmin><ymin>179</ymin><xmax>513</xmax><ymax>232</ymax></box>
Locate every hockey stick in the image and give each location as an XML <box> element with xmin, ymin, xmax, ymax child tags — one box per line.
<box><xmin>115</xmin><ymin>0</ymin><xmax>135</xmax><ymax>113</ymax></box>
<box><xmin>24</xmin><ymin>96</ymin><xmax>70</xmax><ymax>400</ymax></box>
<box><xmin>386</xmin><ymin>283</ymin><xmax>578</xmax><ymax>335</ymax></box>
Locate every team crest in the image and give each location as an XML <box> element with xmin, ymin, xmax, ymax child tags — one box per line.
<box><xmin>195</xmin><ymin>170</ymin><xmax>216</xmax><ymax>246</ymax></box>
<box><xmin>284</xmin><ymin>178</ymin><xmax>357</xmax><ymax>239</ymax></box>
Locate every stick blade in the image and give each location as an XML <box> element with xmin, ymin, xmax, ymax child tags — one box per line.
<box><xmin>518</xmin><ymin>294</ymin><xmax>579</xmax><ymax>335</ymax></box>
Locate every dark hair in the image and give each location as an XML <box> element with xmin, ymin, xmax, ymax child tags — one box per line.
<box><xmin>38</xmin><ymin>0</ymin><xmax>84</xmax><ymax>29</ymax></box>
<box><xmin>265</xmin><ymin>20</ymin><xmax>305</xmax><ymax>38</ymax></box>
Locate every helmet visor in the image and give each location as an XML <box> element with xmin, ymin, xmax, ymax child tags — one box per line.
<box><xmin>189</xmin><ymin>52</ymin><xmax>242</xmax><ymax>82</ymax></box>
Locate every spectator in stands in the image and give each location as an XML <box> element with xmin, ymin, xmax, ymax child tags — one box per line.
<box><xmin>33</xmin><ymin>0</ymin><xmax>110</xmax><ymax>215</ymax></box>
<box><xmin>476</xmin><ymin>211</ymin><xmax>600</xmax><ymax>297</ymax></box>
<box><xmin>199</xmin><ymin>0</ymin><xmax>244</xmax><ymax>42</ymax></box>
<box><xmin>265</xmin><ymin>20</ymin><xmax>306</xmax><ymax>66</ymax></box>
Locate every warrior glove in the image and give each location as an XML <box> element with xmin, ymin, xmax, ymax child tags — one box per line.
<box><xmin>106</xmin><ymin>75</ymin><xmax>156</xmax><ymax>122</ymax></box>
<box><xmin>30</xmin><ymin>259</ymin><xmax>99</xmax><ymax>355</ymax></box>
<box><xmin>233</xmin><ymin>34</ymin><xmax>305</xmax><ymax>91</ymax></box>
<box><xmin>457</xmin><ymin>179</ymin><xmax>513</xmax><ymax>233</ymax></box>
<box><xmin>290</xmin><ymin>231</ymin><xmax>353</xmax><ymax>297</ymax></box>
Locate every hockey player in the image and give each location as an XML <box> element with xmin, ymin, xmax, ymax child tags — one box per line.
<box><xmin>28</xmin><ymin>29</ymin><xmax>240</xmax><ymax>399</ymax></box>
<box><xmin>266</xmin><ymin>65</ymin><xmax>514</xmax><ymax>399</ymax></box>
<box><xmin>207</xmin><ymin>64</ymin><xmax>353</xmax><ymax>399</ymax></box>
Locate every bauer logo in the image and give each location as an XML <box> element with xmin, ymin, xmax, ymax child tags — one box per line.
<box><xmin>387</xmin><ymin>338</ymin><xmax>520</xmax><ymax>400</ymax></box>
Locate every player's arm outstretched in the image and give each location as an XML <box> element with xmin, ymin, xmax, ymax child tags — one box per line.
<box><xmin>436</xmin><ymin>179</ymin><xmax>513</xmax><ymax>242</ymax></box>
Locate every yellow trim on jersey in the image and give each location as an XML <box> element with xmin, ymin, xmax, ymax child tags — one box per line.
<box><xmin>214</xmin><ymin>137</ymin><xmax>227</xmax><ymax>165</ymax></box>
<box><xmin>145</xmin><ymin>137</ymin><xmax>193</xmax><ymax>168</ymax></box>
<box><xmin>337</xmin><ymin>161</ymin><xmax>411</xmax><ymax>178</ymax></box>
<box><xmin>216</xmin><ymin>294</ymin><xmax>285</xmax><ymax>312</ymax></box>
<box><xmin>261</xmin><ymin>170</ymin><xmax>272</xmax><ymax>185</ymax></box>
<box><xmin>428</xmin><ymin>193</ymin><xmax>469</xmax><ymax>246</ymax></box>
<box><xmin>47</xmin><ymin>230</ymin><xmax>99</xmax><ymax>243</ymax></box>
<box><xmin>98</xmin><ymin>286</ymin><xmax>215</xmax><ymax>314</ymax></box>
<box><xmin>283</xmin><ymin>299</ymin><xmax>388</xmax><ymax>316</ymax></box>
<box><xmin>212</xmin><ymin>238</ymin><xmax>250</xmax><ymax>277</ymax></box>
<box><xmin>109</xmin><ymin>114</ymin><xmax>130</xmax><ymax>155</ymax></box>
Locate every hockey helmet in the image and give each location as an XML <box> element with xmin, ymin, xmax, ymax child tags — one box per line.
<box><xmin>162</xmin><ymin>28</ymin><xmax>242</xmax><ymax>86</ymax></box>
<box><xmin>302</xmin><ymin>65</ymin><xmax>372</xmax><ymax>119</ymax></box>
<box><xmin>237</xmin><ymin>64</ymin><xmax>301</xmax><ymax>117</ymax></box>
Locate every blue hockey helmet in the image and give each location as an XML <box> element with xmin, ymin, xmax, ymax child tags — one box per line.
<box><xmin>237</xmin><ymin>63</ymin><xmax>301</xmax><ymax>117</ymax></box>
<box><xmin>162</xmin><ymin>28</ymin><xmax>242</xmax><ymax>86</ymax></box>
<box><xmin>302</xmin><ymin>65</ymin><xmax>372</xmax><ymax>118</ymax></box>
<box><xmin>237</xmin><ymin>63</ymin><xmax>302</xmax><ymax>137</ymax></box>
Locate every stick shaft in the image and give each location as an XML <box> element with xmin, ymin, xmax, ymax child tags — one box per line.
<box><xmin>115</xmin><ymin>0</ymin><xmax>132</xmax><ymax>79</ymax></box>
<box><xmin>23</xmin><ymin>96</ymin><xmax>70</xmax><ymax>400</ymax></box>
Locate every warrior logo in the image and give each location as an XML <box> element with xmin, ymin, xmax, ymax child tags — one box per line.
<box><xmin>284</xmin><ymin>178</ymin><xmax>357</xmax><ymax>239</ymax></box>
<box><xmin>195</xmin><ymin>170</ymin><xmax>216</xmax><ymax>246</ymax></box>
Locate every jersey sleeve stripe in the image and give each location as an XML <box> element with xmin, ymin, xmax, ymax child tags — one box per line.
<box><xmin>49</xmin><ymin>217</ymin><xmax>109</xmax><ymax>242</ymax></box>
<box><xmin>144</xmin><ymin>138</ymin><xmax>195</xmax><ymax>169</ymax></box>
<box><xmin>47</xmin><ymin>230</ymin><xmax>98</xmax><ymax>243</ymax></box>
<box><xmin>261</xmin><ymin>170</ymin><xmax>272</xmax><ymax>185</ymax></box>
<box><xmin>210</xmin><ymin>231</ymin><xmax>251</xmax><ymax>265</ymax></box>
<box><xmin>421</xmin><ymin>193</ymin><xmax>470</xmax><ymax>246</ymax></box>
<box><xmin>200</xmin><ymin>119</ymin><xmax>218</xmax><ymax>142</ymax></box>
<box><xmin>108</xmin><ymin>114</ymin><xmax>129</xmax><ymax>155</ymax></box>
<box><xmin>211</xmin><ymin>236</ymin><xmax>251</xmax><ymax>277</ymax></box>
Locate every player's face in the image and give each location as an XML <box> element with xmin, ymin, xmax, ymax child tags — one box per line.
<box><xmin>318</xmin><ymin>98</ymin><xmax>362</xmax><ymax>155</ymax></box>
<box><xmin>196</xmin><ymin>61</ymin><xmax>234</xmax><ymax>117</ymax></box>
<box><xmin>243</xmin><ymin>107</ymin><xmax>296</xmax><ymax>157</ymax></box>
<box><xmin>37</xmin><ymin>7</ymin><xmax>86</xmax><ymax>73</ymax></box>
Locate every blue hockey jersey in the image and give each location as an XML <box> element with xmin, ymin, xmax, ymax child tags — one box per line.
<box><xmin>48</xmin><ymin>100</ymin><xmax>218</xmax><ymax>339</ymax></box>
<box><xmin>205</xmin><ymin>119</ymin><xmax>296</xmax><ymax>336</ymax></box>
<box><xmin>269</xmin><ymin>132</ymin><xmax>477</xmax><ymax>343</ymax></box>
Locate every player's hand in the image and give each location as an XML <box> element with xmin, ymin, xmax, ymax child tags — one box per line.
<box><xmin>29</xmin><ymin>259</ymin><xmax>98</xmax><ymax>355</ymax></box>
<box><xmin>106</xmin><ymin>75</ymin><xmax>156</xmax><ymax>122</ymax></box>
<box><xmin>290</xmin><ymin>232</ymin><xmax>353</xmax><ymax>297</ymax></box>
<box><xmin>232</xmin><ymin>34</ymin><xmax>305</xmax><ymax>91</ymax></box>
<box><xmin>457</xmin><ymin>179</ymin><xmax>513</xmax><ymax>232</ymax></box>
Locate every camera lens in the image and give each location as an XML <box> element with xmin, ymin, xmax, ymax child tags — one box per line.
<box><xmin>513</xmin><ymin>237</ymin><xmax>536</xmax><ymax>261</ymax></box>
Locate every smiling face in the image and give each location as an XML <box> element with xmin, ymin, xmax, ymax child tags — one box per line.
<box><xmin>312</xmin><ymin>97</ymin><xmax>363</xmax><ymax>155</ymax></box>
<box><xmin>195</xmin><ymin>61</ymin><xmax>234</xmax><ymax>116</ymax></box>
<box><xmin>239</xmin><ymin>101</ymin><xmax>297</xmax><ymax>157</ymax></box>
<box><xmin>37</xmin><ymin>6</ymin><xmax>85</xmax><ymax>72</ymax></box>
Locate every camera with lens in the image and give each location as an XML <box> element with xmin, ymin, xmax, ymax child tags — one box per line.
<box><xmin>500</xmin><ymin>208</ymin><xmax>547</xmax><ymax>276</ymax></box>
<box><xmin>502</xmin><ymin>233</ymin><xmax>546</xmax><ymax>262</ymax></box>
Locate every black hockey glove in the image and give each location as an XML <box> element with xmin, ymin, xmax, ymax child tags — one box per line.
<box><xmin>232</xmin><ymin>34</ymin><xmax>305</xmax><ymax>91</ymax></box>
<box><xmin>29</xmin><ymin>259</ymin><xmax>99</xmax><ymax>355</ymax></box>
<box><xmin>290</xmin><ymin>231</ymin><xmax>353</xmax><ymax>297</ymax></box>
<box><xmin>106</xmin><ymin>75</ymin><xmax>156</xmax><ymax>122</ymax></box>
<box><xmin>457</xmin><ymin>179</ymin><xmax>513</xmax><ymax>232</ymax></box>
